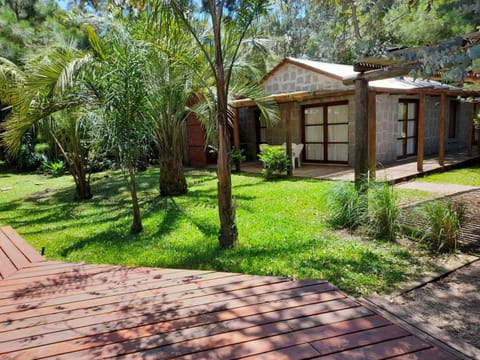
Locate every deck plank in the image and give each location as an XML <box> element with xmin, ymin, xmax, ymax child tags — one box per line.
<box><xmin>0</xmin><ymin>273</ymin><xmax>285</xmax><ymax>317</ymax></box>
<box><xmin>389</xmin><ymin>347</ymin><xmax>460</xmax><ymax>359</ymax></box>
<box><xmin>160</xmin><ymin>315</ymin><xmax>391</xmax><ymax>360</ymax></box>
<box><xmin>0</xmin><ymin>247</ymin><xmax>17</xmax><ymax>279</ymax></box>
<box><xmin>0</xmin><ymin>227</ymin><xmax>464</xmax><ymax>359</ymax></box>
<box><xmin>0</xmin><ymin>268</ymin><xmax>221</xmax><ymax>303</ymax></box>
<box><xmin>312</xmin><ymin>336</ymin><xmax>432</xmax><ymax>359</ymax></box>
<box><xmin>0</xmin><ymin>283</ymin><xmax>337</xmax><ymax>333</ymax></box>
<box><xmin>1</xmin><ymin>226</ymin><xmax>44</xmax><ymax>263</ymax></box>
<box><xmin>0</xmin><ymin>230</ymin><xmax>30</xmax><ymax>271</ymax></box>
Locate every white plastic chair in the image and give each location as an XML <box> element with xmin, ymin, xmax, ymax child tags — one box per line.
<box><xmin>292</xmin><ymin>143</ymin><xmax>304</xmax><ymax>169</ymax></box>
<box><xmin>259</xmin><ymin>143</ymin><xmax>269</xmax><ymax>153</ymax></box>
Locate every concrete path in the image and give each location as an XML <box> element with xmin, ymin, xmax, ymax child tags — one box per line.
<box><xmin>395</xmin><ymin>181</ymin><xmax>479</xmax><ymax>195</ymax></box>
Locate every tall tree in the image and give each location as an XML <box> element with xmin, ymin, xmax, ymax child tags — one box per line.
<box><xmin>0</xmin><ymin>0</ymin><xmax>86</xmax><ymax>63</ymax></box>
<box><xmin>91</xmin><ymin>25</ymin><xmax>154</xmax><ymax>233</ymax></box>
<box><xmin>134</xmin><ymin>4</ymin><xmax>195</xmax><ymax>196</ymax></box>
<box><xmin>1</xmin><ymin>46</ymin><xmax>96</xmax><ymax>200</ymax></box>
<box><xmin>171</xmin><ymin>0</ymin><xmax>271</xmax><ymax>248</ymax></box>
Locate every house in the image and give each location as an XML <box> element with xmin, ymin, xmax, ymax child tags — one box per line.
<box><xmin>232</xmin><ymin>57</ymin><xmax>479</xmax><ymax>170</ymax></box>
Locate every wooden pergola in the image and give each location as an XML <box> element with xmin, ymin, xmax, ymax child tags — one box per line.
<box><xmin>343</xmin><ymin>32</ymin><xmax>480</xmax><ymax>186</ymax></box>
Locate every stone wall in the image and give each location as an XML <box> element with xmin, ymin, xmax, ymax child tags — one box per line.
<box><xmin>446</xmin><ymin>100</ymin><xmax>471</xmax><ymax>152</ymax></box>
<box><xmin>239</xmin><ymin>90</ymin><xmax>473</xmax><ymax>166</ymax></box>
<box><xmin>374</xmin><ymin>94</ymin><xmax>471</xmax><ymax>166</ymax></box>
<box><xmin>264</xmin><ymin>63</ymin><xmax>351</xmax><ymax>94</ymax></box>
<box><xmin>375</xmin><ymin>94</ymin><xmax>400</xmax><ymax>165</ymax></box>
<box><xmin>424</xmin><ymin>96</ymin><xmax>441</xmax><ymax>155</ymax></box>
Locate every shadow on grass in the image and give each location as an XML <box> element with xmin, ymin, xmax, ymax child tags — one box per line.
<box><xmin>0</xmin><ymin>165</ymin><xmax>434</xmax><ymax>297</ymax></box>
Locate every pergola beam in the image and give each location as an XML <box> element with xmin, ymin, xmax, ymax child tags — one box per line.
<box><xmin>355</xmin><ymin>77</ymin><xmax>369</xmax><ymax>189</ymax></box>
<box><xmin>343</xmin><ymin>66</ymin><xmax>415</xmax><ymax>86</ymax></box>
<box><xmin>417</xmin><ymin>94</ymin><xmax>425</xmax><ymax>172</ymax></box>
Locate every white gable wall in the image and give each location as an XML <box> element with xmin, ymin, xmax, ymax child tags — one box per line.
<box><xmin>264</xmin><ymin>63</ymin><xmax>352</xmax><ymax>94</ymax></box>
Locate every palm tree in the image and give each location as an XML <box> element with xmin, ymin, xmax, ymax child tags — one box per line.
<box><xmin>170</xmin><ymin>0</ymin><xmax>275</xmax><ymax>248</ymax></box>
<box><xmin>1</xmin><ymin>46</ymin><xmax>96</xmax><ymax>200</ymax></box>
<box><xmin>138</xmin><ymin>6</ymin><xmax>196</xmax><ymax>196</ymax></box>
<box><xmin>91</xmin><ymin>25</ymin><xmax>155</xmax><ymax>233</ymax></box>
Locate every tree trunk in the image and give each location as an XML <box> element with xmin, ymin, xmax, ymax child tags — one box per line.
<box><xmin>350</xmin><ymin>1</ymin><xmax>362</xmax><ymax>41</ymax></box>
<box><xmin>213</xmin><ymin>10</ymin><xmax>238</xmax><ymax>248</ymax></box>
<box><xmin>72</xmin><ymin>156</ymin><xmax>92</xmax><ymax>200</ymax></box>
<box><xmin>217</xmin><ymin>119</ymin><xmax>238</xmax><ymax>248</ymax></box>
<box><xmin>158</xmin><ymin>142</ymin><xmax>187</xmax><ymax>196</ymax></box>
<box><xmin>128</xmin><ymin>166</ymin><xmax>143</xmax><ymax>233</ymax></box>
<box><xmin>74</xmin><ymin>175</ymin><xmax>92</xmax><ymax>200</ymax></box>
<box><xmin>354</xmin><ymin>77</ymin><xmax>369</xmax><ymax>192</ymax></box>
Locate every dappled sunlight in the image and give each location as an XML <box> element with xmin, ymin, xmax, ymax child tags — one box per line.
<box><xmin>0</xmin><ymin>166</ymin><xmax>440</xmax><ymax>297</ymax></box>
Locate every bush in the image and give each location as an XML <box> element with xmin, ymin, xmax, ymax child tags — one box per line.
<box><xmin>230</xmin><ymin>148</ymin><xmax>246</xmax><ymax>173</ymax></box>
<box><xmin>43</xmin><ymin>161</ymin><xmax>66</xmax><ymax>177</ymax></box>
<box><xmin>12</xmin><ymin>133</ymin><xmax>46</xmax><ymax>170</ymax></box>
<box><xmin>258</xmin><ymin>146</ymin><xmax>290</xmax><ymax>179</ymax></box>
<box><xmin>327</xmin><ymin>182</ymin><xmax>368</xmax><ymax>231</ymax></box>
<box><xmin>368</xmin><ymin>182</ymin><xmax>399</xmax><ymax>241</ymax></box>
<box><xmin>421</xmin><ymin>200</ymin><xmax>465</xmax><ymax>253</ymax></box>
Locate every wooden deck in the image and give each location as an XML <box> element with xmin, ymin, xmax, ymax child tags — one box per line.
<box><xmin>0</xmin><ymin>226</ymin><xmax>463</xmax><ymax>359</ymax></box>
<box><xmin>241</xmin><ymin>148</ymin><xmax>480</xmax><ymax>184</ymax></box>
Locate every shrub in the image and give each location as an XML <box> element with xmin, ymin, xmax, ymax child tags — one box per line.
<box><xmin>230</xmin><ymin>148</ymin><xmax>246</xmax><ymax>173</ymax></box>
<box><xmin>422</xmin><ymin>200</ymin><xmax>465</xmax><ymax>253</ymax></box>
<box><xmin>12</xmin><ymin>133</ymin><xmax>46</xmax><ymax>170</ymax></box>
<box><xmin>327</xmin><ymin>182</ymin><xmax>368</xmax><ymax>231</ymax></box>
<box><xmin>368</xmin><ymin>182</ymin><xmax>399</xmax><ymax>241</ymax></box>
<box><xmin>258</xmin><ymin>146</ymin><xmax>290</xmax><ymax>179</ymax></box>
<box><xmin>43</xmin><ymin>161</ymin><xmax>66</xmax><ymax>177</ymax></box>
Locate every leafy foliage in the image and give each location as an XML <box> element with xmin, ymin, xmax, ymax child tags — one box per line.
<box><xmin>42</xmin><ymin>160</ymin><xmax>66</xmax><ymax>177</ymax></box>
<box><xmin>258</xmin><ymin>145</ymin><xmax>290</xmax><ymax>179</ymax></box>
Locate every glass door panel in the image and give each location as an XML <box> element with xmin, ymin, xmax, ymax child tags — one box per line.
<box><xmin>397</xmin><ymin>100</ymin><xmax>418</xmax><ymax>158</ymax></box>
<box><xmin>303</xmin><ymin>102</ymin><xmax>349</xmax><ymax>163</ymax></box>
<box><xmin>305</xmin><ymin>125</ymin><xmax>324</xmax><ymax>143</ymax></box>
<box><xmin>305</xmin><ymin>144</ymin><xmax>324</xmax><ymax>161</ymax></box>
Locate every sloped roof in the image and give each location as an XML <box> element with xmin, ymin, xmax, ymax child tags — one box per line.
<box><xmin>265</xmin><ymin>57</ymin><xmax>463</xmax><ymax>92</ymax></box>
<box><xmin>370</xmin><ymin>77</ymin><xmax>461</xmax><ymax>91</ymax></box>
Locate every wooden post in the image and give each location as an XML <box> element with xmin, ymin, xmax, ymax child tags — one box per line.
<box><xmin>285</xmin><ymin>104</ymin><xmax>293</xmax><ymax>176</ymax></box>
<box><xmin>355</xmin><ymin>77</ymin><xmax>369</xmax><ymax>189</ymax></box>
<box><xmin>368</xmin><ymin>90</ymin><xmax>376</xmax><ymax>179</ymax></box>
<box><xmin>417</xmin><ymin>94</ymin><xmax>425</xmax><ymax>172</ymax></box>
<box><xmin>439</xmin><ymin>93</ymin><xmax>446</xmax><ymax>166</ymax></box>
<box><xmin>467</xmin><ymin>102</ymin><xmax>474</xmax><ymax>156</ymax></box>
<box><xmin>232</xmin><ymin>107</ymin><xmax>240</xmax><ymax>150</ymax></box>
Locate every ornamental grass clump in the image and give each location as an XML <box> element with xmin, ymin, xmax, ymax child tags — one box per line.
<box><xmin>422</xmin><ymin>200</ymin><xmax>465</xmax><ymax>253</ymax></box>
<box><xmin>327</xmin><ymin>182</ymin><xmax>368</xmax><ymax>232</ymax></box>
<box><xmin>368</xmin><ymin>182</ymin><xmax>399</xmax><ymax>241</ymax></box>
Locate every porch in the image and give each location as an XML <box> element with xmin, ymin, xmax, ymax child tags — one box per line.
<box><xmin>240</xmin><ymin>147</ymin><xmax>480</xmax><ymax>184</ymax></box>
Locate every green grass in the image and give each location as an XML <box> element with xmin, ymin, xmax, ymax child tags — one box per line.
<box><xmin>396</xmin><ymin>188</ymin><xmax>434</xmax><ymax>205</ymax></box>
<box><xmin>0</xmin><ymin>162</ymin><xmax>438</xmax><ymax>296</ymax></box>
<box><xmin>417</xmin><ymin>165</ymin><xmax>480</xmax><ymax>186</ymax></box>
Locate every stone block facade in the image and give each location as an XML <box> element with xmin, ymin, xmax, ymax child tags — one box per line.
<box><xmin>238</xmin><ymin>60</ymin><xmax>474</xmax><ymax>167</ymax></box>
<box><xmin>264</xmin><ymin>63</ymin><xmax>351</xmax><ymax>94</ymax></box>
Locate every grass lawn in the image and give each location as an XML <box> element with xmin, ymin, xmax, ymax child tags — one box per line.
<box><xmin>418</xmin><ymin>164</ymin><xmax>480</xmax><ymax>186</ymax></box>
<box><xmin>0</xmin><ymin>162</ymin><xmax>439</xmax><ymax>297</ymax></box>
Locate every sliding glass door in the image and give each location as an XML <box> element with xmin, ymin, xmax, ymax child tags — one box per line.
<box><xmin>303</xmin><ymin>102</ymin><xmax>349</xmax><ymax>163</ymax></box>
